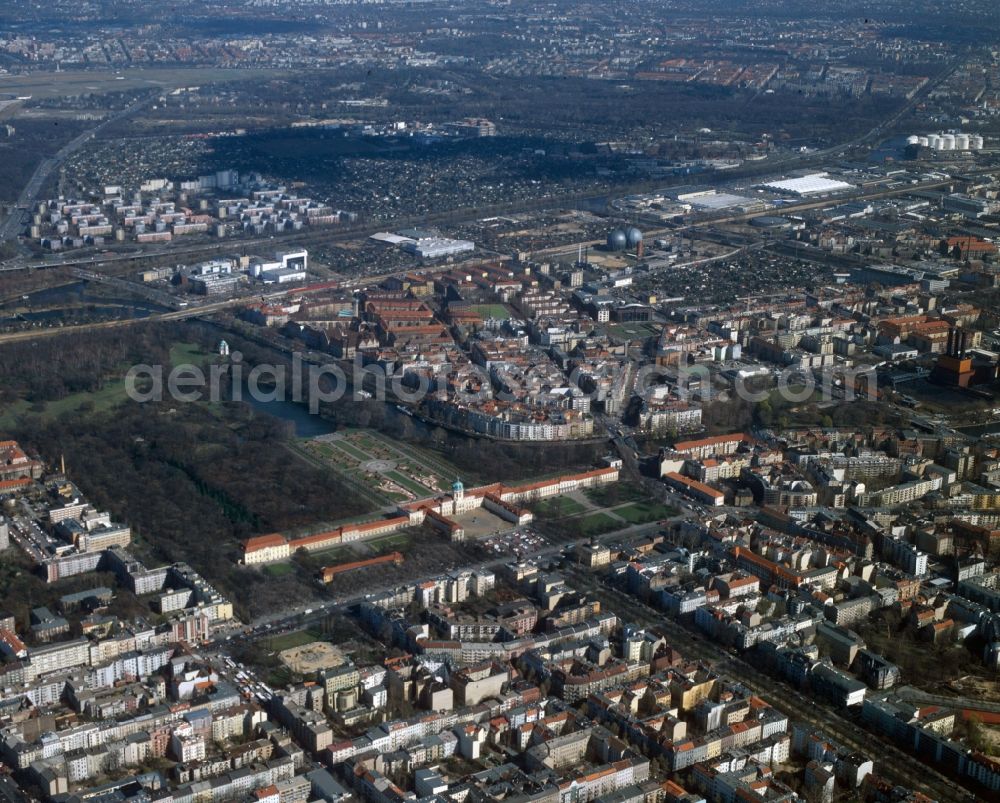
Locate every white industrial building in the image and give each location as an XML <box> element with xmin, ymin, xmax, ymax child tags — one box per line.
<box><xmin>189</xmin><ymin>259</ymin><xmax>233</xmax><ymax>276</ymax></box>
<box><xmin>250</xmin><ymin>249</ymin><xmax>309</xmax><ymax>284</ymax></box>
<box><xmin>757</xmin><ymin>173</ymin><xmax>854</xmax><ymax>196</ymax></box>
<box><xmin>259</xmin><ymin>267</ymin><xmax>307</xmax><ymax>284</ymax></box>
<box><xmin>676</xmin><ymin>190</ymin><xmax>763</xmax><ymax>211</ymax></box>
<box><xmin>401</xmin><ymin>237</ymin><xmax>475</xmax><ymax>260</ymax></box>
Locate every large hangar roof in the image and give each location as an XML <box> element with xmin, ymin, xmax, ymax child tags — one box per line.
<box><xmin>758</xmin><ymin>173</ymin><xmax>854</xmax><ymax>195</ymax></box>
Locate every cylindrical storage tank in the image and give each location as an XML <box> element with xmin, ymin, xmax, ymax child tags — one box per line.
<box><xmin>906</xmin><ymin>135</ymin><xmax>920</xmax><ymax>146</ymax></box>
<box><xmin>927</xmin><ymin>134</ymin><xmax>941</xmax><ymax>149</ymax></box>
<box><xmin>607</xmin><ymin>229</ymin><xmax>627</xmax><ymax>251</ymax></box>
<box><xmin>970</xmin><ymin>135</ymin><xmax>984</xmax><ymax>150</ymax></box>
<box><xmin>940</xmin><ymin>134</ymin><xmax>955</xmax><ymax>151</ymax></box>
<box><xmin>955</xmin><ymin>134</ymin><xmax>970</xmax><ymax>151</ymax></box>
<box><xmin>918</xmin><ymin>136</ymin><xmax>929</xmax><ymax>147</ymax></box>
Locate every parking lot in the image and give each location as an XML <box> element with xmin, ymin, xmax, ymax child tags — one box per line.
<box><xmin>479</xmin><ymin>526</ymin><xmax>548</xmax><ymax>559</ymax></box>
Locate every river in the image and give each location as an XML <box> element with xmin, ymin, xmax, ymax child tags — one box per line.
<box><xmin>868</xmin><ymin>136</ymin><xmax>908</xmax><ymax>163</ymax></box>
<box><xmin>184</xmin><ymin>320</ymin><xmax>439</xmax><ymax>441</ymax></box>
<box><xmin>0</xmin><ymin>280</ymin><xmax>169</xmax><ymax>324</ymax></box>
<box><xmin>956</xmin><ymin>420</ymin><xmax>1000</xmax><ymax>439</ymax></box>
<box><xmin>241</xmin><ymin>390</ymin><xmax>338</xmax><ymax>438</ymax></box>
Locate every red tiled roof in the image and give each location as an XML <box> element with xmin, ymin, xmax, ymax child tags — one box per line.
<box><xmin>321</xmin><ymin>552</ymin><xmax>403</xmax><ymax>581</ymax></box>
<box><xmin>664</xmin><ymin>472</ymin><xmax>724</xmax><ymax>499</ymax></box>
<box><xmin>343</xmin><ymin>515</ymin><xmax>410</xmax><ymax>533</ymax></box>
<box><xmin>673</xmin><ymin>433</ymin><xmax>749</xmax><ymax>452</ymax></box>
<box><xmin>0</xmin><ymin>628</ymin><xmax>26</xmax><ymax>655</ymax></box>
<box><xmin>291</xmin><ymin>530</ymin><xmax>342</xmax><ymax>548</ymax></box>
<box><xmin>242</xmin><ymin>533</ymin><xmax>288</xmax><ymax>552</ymax></box>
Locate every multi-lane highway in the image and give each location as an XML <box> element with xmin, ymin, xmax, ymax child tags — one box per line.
<box><xmin>0</xmin><ymin>97</ymin><xmax>153</xmax><ymax>242</ymax></box>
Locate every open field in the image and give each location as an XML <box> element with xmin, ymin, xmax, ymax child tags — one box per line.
<box><xmin>0</xmin><ymin>68</ymin><xmax>289</xmax><ymax>100</ymax></box>
<box><xmin>294</xmin><ymin>532</ymin><xmax>414</xmax><ymax>570</ymax></box>
<box><xmin>302</xmin><ymin>429</ymin><xmax>461</xmax><ymax>503</ymax></box>
<box><xmin>169</xmin><ymin>341</ymin><xmax>214</xmax><ymax>368</ymax></box>
<box><xmin>263</xmin><ymin>628</ymin><xmax>323</xmax><ymax>653</ymax></box>
<box><xmin>584</xmin><ymin>480</ymin><xmax>648</xmax><ymax>507</ymax></box>
<box><xmin>533</xmin><ymin>479</ymin><xmax>682</xmax><ymax>542</ymax></box>
<box><xmin>605</xmin><ymin>322</ymin><xmax>660</xmax><ymax>341</ymax></box>
<box><xmin>469</xmin><ymin>303</ymin><xmax>510</xmax><ymax>319</ymax></box>
<box><xmin>301</xmin><ymin>544</ymin><xmax>352</xmax><ymax>563</ymax></box>
<box><xmin>328</xmin><ymin>439</ymin><xmax>369</xmax><ymax>463</ymax></box>
<box><xmin>614</xmin><ymin>500</ymin><xmax>679</xmax><ymax>524</ymax></box>
<box><xmin>533</xmin><ymin>496</ymin><xmax>587</xmax><ymax>518</ymax></box>
<box><xmin>278</xmin><ymin>641</ymin><xmax>344</xmax><ymax>674</ymax></box>
<box><xmin>0</xmin><ymin>338</ymin><xmax>209</xmax><ymax>429</ymax></box>
<box><xmin>0</xmin><ymin>379</ymin><xmax>128</xmax><ymax>428</ymax></box>
<box><xmin>574</xmin><ymin>512</ymin><xmax>620</xmax><ymax>536</ymax></box>
<box><xmin>363</xmin><ymin>532</ymin><xmax>413</xmax><ymax>552</ymax></box>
